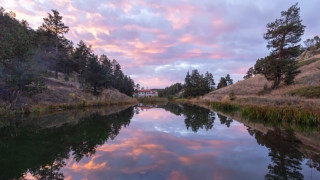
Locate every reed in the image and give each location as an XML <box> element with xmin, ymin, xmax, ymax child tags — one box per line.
<box><xmin>210</xmin><ymin>102</ymin><xmax>240</xmax><ymax>113</ymax></box>
<box><xmin>205</xmin><ymin>100</ymin><xmax>320</xmax><ymax>128</ymax></box>
<box><xmin>137</xmin><ymin>97</ymin><xmax>168</xmax><ymax>104</ymax></box>
<box><xmin>241</xmin><ymin>105</ymin><xmax>320</xmax><ymax>126</ymax></box>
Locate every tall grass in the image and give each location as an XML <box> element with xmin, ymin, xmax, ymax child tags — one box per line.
<box><xmin>210</xmin><ymin>102</ymin><xmax>240</xmax><ymax>113</ymax></box>
<box><xmin>207</xmin><ymin>101</ymin><xmax>320</xmax><ymax>127</ymax></box>
<box><xmin>241</xmin><ymin>105</ymin><xmax>320</xmax><ymax>125</ymax></box>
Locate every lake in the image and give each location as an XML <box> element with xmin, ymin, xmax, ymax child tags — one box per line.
<box><xmin>0</xmin><ymin>103</ymin><xmax>319</xmax><ymax>180</ymax></box>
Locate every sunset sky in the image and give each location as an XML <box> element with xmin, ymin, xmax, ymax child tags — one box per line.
<box><xmin>1</xmin><ymin>0</ymin><xmax>319</xmax><ymax>88</ymax></box>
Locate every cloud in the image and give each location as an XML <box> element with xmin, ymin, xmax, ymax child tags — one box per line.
<box><xmin>1</xmin><ymin>0</ymin><xmax>319</xmax><ymax>88</ymax></box>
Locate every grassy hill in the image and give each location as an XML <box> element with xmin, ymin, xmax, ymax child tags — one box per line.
<box><xmin>200</xmin><ymin>49</ymin><xmax>320</xmax><ymax>110</ymax></box>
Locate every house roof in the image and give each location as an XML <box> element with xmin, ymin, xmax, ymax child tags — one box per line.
<box><xmin>139</xmin><ymin>89</ymin><xmax>157</xmax><ymax>93</ymax></box>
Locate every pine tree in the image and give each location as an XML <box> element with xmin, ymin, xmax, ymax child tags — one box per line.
<box><xmin>41</xmin><ymin>10</ymin><xmax>69</xmax><ymax>78</ymax></box>
<box><xmin>83</xmin><ymin>55</ymin><xmax>107</xmax><ymax>94</ymax></box>
<box><xmin>225</xmin><ymin>74</ymin><xmax>233</xmax><ymax>85</ymax></box>
<box><xmin>205</xmin><ymin>72</ymin><xmax>215</xmax><ymax>90</ymax></box>
<box><xmin>244</xmin><ymin>67</ymin><xmax>255</xmax><ymax>79</ymax></box>
<box><xmin>99</xmin><ymin>54</ymin><xmax>113</xmax><ymax>88</ymax></box>
<box><xmin>217</xmin><ymin>77</ymin><xmax>227</xmax><ymax>89</ymax></box>
<box><xmin>263</xmin><ymin>3</ymin><xmax>305</xmax><ymax>89</ymax></box>
<box><xmin>73</xmin><ymin>40</ymin><xmax>92</xmax><ymax>85</ymax></box>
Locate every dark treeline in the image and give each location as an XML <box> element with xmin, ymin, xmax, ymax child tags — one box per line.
<box><xmin>0</xmin><ymin>8</ymin><xmax>135</xmax><ymax>101</ymax></box>
<box><xmin>158</xmin><ymin>83</ymin><xmax>183</xmax><ymax>98</ymax></box>
<box><xmin>160</xmin><ymin>69</ymin><xmax>234</xmax><ymax>98</ymax></box>
<box><xmin>183</xmin><ymin>70</ymin><xmax>233</xmax><ymax>97</ymax></box>
<box><xmin>0</xmin><ymin>107</ymin><xmax>134</xmax><ymax>179</ymax></box>
<box><xmin>183</xmin><ymin>70</ymin><xmax>217</xmax><ymax>97</ymax></box>
<box><xmin>244</xmin><ymin>3</ymin><xmax>307</xmax><ymax>89</ymax></box>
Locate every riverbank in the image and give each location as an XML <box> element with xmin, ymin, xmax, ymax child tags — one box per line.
<box><xmin>174</xmin><ymin>98</ymin><xmax>320</xmax><ymax>128</ymax></box>
<box><xmin>0</xmin><ymin>76</ymin><xmax>138</xmax><ymax>115</ymax></box>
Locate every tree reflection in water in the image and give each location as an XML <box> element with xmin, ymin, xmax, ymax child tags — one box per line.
<box><xmin>217</xmin><ymin>114</ymin><xmax>233</xmax><ymax>128</ymax></box>
<box><xmin>161</xmin><ymin>103</ymin><xmax>218</xmax><ymax>132</ymax></box>
<box><xmin>0</xmin><ymin>107</ymin><xmax>134</xmax><ymax>180</ymax></box>
<box><xmin>248</xmin><ymin>128</ymin><xmax>305</xmax><ymax>180</ymax></box>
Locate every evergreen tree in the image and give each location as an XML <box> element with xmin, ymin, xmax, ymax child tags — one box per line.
<box><xmin>217</xmin><ymin>77</ymin><xmax>227</xmax><ymax>89</ymax></box>
<box><xmin>158</xmin><ymin>83</ymin><xmax>183</xmax><ymax>97</ymax></box>
<box><xmin>205</xmin><ymin>72</ymin><xmax>215</xmax><ymax>90</ymax></box>
<box><xmin>73</xmin><ymin>40</ymin><xmax>92</xmax><ymax>85</ymax></box>
<box><xmin>99</xmin><ymin>54</ymin><xmax>113</xmax><ymax>88</ymax></box>
<box><xmin>56</xmin><ymin>37</ymin><xmax>74</xmax><ymax>76</ymax></box>
<box><xmin>0</xmin><ymin>8</ymin><xmax>45</xmax><ymax>103</ymax></box>
<box><xmin>183</xmin><ymin>70</ymin><xmax>212</xmax><ymax>97</ymax></box>
<box><xmin>244</xmin><ymin>67</ymin><xmax>255</xmax><ymax>79</ymax></box>
<box><xmin>83</xmin><ymin>55</ymin><xmax>107</xmax><ymax>94</ymax></box>
<box><xmin>254</xmin><ymin>57</ymin><xmax>267</xmax><ymax>74</ymax></box>
<box><xmin>225</xmin><ymin>74</ymin><xmax>233</xmax><ymax>85</ymax></box>
<box><xmin>41</xmin><ymin>10</ymin><xmax>69</xmax><ymax>78</ymax></box>
<box><xmin>262</xmin><ymin>3</ymin><xmax>305</xmax><ymax>89</ymax></box>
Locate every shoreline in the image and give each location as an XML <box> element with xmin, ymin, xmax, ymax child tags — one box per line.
<box><xmin>173</xmin><ymin>97</ymin><xmax>320</xmax><ymax>128</ymax></box>
<box><xmin>0</xmin><ymin>99</ymin><xmax>138</xmax><ymax>116</ymax></box>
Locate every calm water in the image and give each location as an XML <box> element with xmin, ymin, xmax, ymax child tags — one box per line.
<box><xmin>0</xmin><ymin>104</ymin><xmax>320</xmax><ymax>180</ymax></box>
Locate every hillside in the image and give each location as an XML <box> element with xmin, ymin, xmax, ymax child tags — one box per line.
<box><xmin>0</xmin><ymin>73</ymin><xmax>137</xmax><ymax>114</ymax></box>
<box><xmin>201</xmin><ymin>50</ymin><xmax>320</xmax><ymax>109</ymax></box>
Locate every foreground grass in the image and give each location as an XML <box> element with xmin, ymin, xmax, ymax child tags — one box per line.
<box><xmin>287</xmin><ymin>86</ymin><xmax>320</xmax><ymax>98</ymax></box>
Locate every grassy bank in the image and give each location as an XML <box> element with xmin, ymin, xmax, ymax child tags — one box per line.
<box><xmin>0</xmin><ymin>99</ymin><xmax>138</xmax><ymax>115</ymax></box>
<box><xmin>175</xmin><ymin>98</ymin><xmax>320</xmax><ymax>127</ymax></box>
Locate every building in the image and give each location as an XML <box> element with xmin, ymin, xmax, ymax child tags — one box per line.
<box><xmin>136</xmin><ymin>89</ymin><xmax>158</xmax><ymax>97</ymax></box>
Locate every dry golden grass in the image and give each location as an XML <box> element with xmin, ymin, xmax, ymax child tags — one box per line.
<box><xmin>221</xmin><ymin>95</ymin><xmax>231</xmax><ymax>103</ymax></box>
<box><xmin>4</xmin><ymin>74</ymin><xmax>138</xmax><ymax>115</ymax></box>
<box><xmin>204</xmin><ymin>53</ymin><xmax>320</xmax><ymax>102</ymax></box>
<box><xmin>198</xmin><ymin>51</ymin><xmax>320</xmax><ymax>111</ymax></box>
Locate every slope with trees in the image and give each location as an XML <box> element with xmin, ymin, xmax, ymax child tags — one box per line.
<box><xmin>0</xmin><ymin>8</ymin><xmax>136</xmax><ymax>111</ymax></box>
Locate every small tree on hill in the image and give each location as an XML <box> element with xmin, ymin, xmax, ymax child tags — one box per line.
<box><xmin>244</xmin><ymin>67</ymin><xmax>255</xmax><ymax>79</ymax></box>
<box><xmin>225</xmin><ymin>74</ymin><xmax>233</xmax><ymax>85</ymax></box>
<box><xmin>217</xmin><ymin>77</ymin><xmax>227</xmax><ymax>89</ymax></box>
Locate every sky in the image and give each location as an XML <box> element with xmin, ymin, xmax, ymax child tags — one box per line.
<box><xmin>1</xmin><ymin>0</ymin><xmax>319</xmax><ymax>88</ymax></box>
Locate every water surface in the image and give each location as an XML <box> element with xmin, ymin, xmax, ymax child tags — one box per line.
<box><xmin>0</xmin><ymin>104</ymin><xmax>319</xmax><ymax>180</ymax></box>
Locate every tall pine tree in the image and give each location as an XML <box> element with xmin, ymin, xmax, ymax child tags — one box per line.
<box><xmin>41</xmin><ymin>10</ymin><xmax>69</xmax><ymax>79</ymax></box>
<box><xmin>262</xmin><ymin>3</ymin><xmax>305</xmax><ymax>89</ymax></box>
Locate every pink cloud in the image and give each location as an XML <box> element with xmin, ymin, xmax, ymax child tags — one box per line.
<box><xmin>4</xmin><ymin>0</ymin><xmax>319</xmax><ymax>88</ymax></box>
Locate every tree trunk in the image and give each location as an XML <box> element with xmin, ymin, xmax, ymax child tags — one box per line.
<box><xmin>55</xmin><ymin>33</ymin><xmax>58</xmax><ymax>79</ymax></box>
<box><xmin>272</xmin><ymin>76</ymin><xmax>281</xmax><ymax>89</ymax></box>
